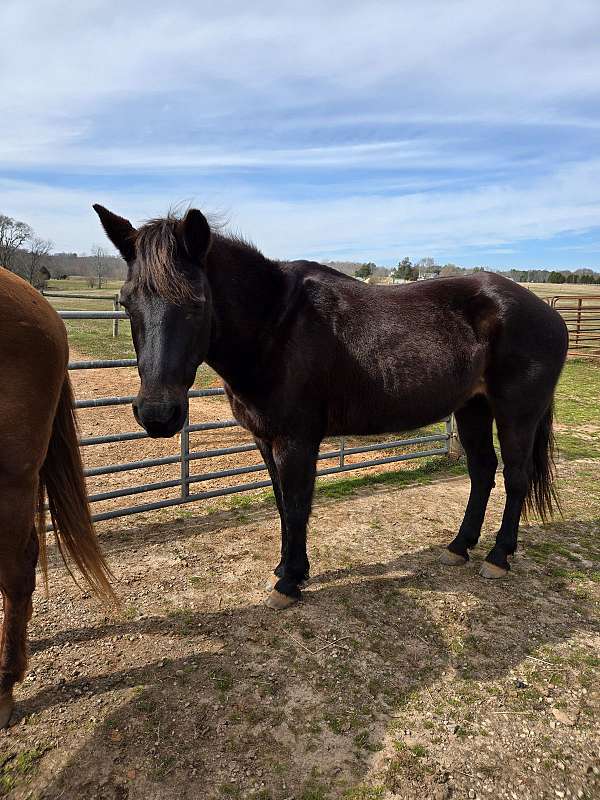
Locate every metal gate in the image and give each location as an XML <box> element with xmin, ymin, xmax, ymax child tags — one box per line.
<box><xmin>546</xmin><ymin>294</ymin><xmax>600</xmax><ymax>359</ymax></box>
<box><xmin>58</xmin><ymin>306</ymin><xmax>452</xmax><ymax>524</ymax></box>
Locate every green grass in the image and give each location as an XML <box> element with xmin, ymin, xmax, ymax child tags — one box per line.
<box><xmin>553</xmin><ymin>359</ymin><xmax>600</xmax><ymax>460</ymax></box>
<box><xmin>300</xmin><ymin>784</ymin><xmax>329</xmax><ymax>800</ymax></box>
<box><xmin>63</xmin><ymin>318</ymin><xmax>136</xmax><ymax>360</ymax></box>
<box><xmin>315</xmin><ymin>456</ymin><xmax>466</xmax><ymax>500</ymax></box>
<box><xmin>548</xmin><ymin>567</ymin><xmax>600</xmax><ymax>583</ymax></box>
<box><xmin>46</xmin><ymin>283</ymin><xmax>133</xmax><ymax>361</ymax></box>
<box><xmin>554</xmin><ymin>359</ymin><xmax>600</xmax><ymax>425</ymax></box>
<box><xmin>0</xmin><ymin>747</ymin><xmax>47</xmax><ymax>795</ymax></box>
<box><xmin>490</xmin><ymin>359</ymin><xmax>600</xmax><ymax>461</ymax></box>
<box><xmin>46</xmin><ymin>277</ymin><xmax>124</xmax><ymax>293</ymax></box>
<box><xmin>211</xmin><ymin>668</ymin><xmax>234</xmax><ymax>693</ymax></box>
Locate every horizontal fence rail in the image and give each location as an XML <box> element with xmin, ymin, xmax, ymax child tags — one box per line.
<box><xmin>55</xmin><ymin>306</ymin><xmax>452</xmax><ymax>524</ymax></box>
<box><xmin>46</xmin><ymin>292</ymin><xmax>123</xmax><ymax>337</ymax></box>
<box><xmin>545</xmin><ymin>294</ymin><xmax>600</xmax><ymax>359</ymax></box>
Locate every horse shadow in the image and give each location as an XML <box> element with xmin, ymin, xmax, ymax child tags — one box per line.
<box><xmin>21</xmin><ymin>519</ymin><xmax>599</xmax><ymax>800</ymax></box>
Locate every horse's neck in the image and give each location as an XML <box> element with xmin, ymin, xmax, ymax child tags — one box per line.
<box><xmin>205</xmin><ymin>236</ymin><xmax>286</xmax><ymax>386</ymax></box>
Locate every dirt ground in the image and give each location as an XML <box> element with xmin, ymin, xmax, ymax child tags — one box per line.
<box><xmin>0</xmin><ymin>454</ymin><xmax>598</xmax><ymax>800</ymax></box>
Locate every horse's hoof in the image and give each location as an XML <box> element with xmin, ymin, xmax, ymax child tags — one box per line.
<box><xmin>0</xmin><ymin>695</ymin><xmax>14</xmax><ymax>728</ymax></box>
<box><xmin>265</xmin><ymin>589</ymin><xmax>298</xmax><ymax>610</ymax></box>
<box><xmin>265</xmin><ymin>575</ymin><xmax>307</xmax><ymax>592</ymax></box>
<box><xmin>440</xmin><ymin>549</ymin><xmax>467</xmax><ymax>566</ymax></box>
<box><xmin>479</xmin><ymin>561</ymin><xmax>509</xmax><ymax>579</ymax></box>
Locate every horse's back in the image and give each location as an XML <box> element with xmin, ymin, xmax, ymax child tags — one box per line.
<box><xmin>270</xmin><ymin>266</ymin><xmax>488</xmax><ymax>433</ymax></box>
<box><xmin>271</xmin><ymin>267</ymin><xmax>567</xmax><ymax>436</ymax></box>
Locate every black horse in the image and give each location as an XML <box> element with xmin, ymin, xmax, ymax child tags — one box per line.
<box><xmin>94</xmin><ymin>205</ymin><xmax>568</xmax><ymax>609</ymax></box>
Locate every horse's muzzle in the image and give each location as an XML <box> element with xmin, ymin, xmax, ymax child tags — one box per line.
<box><xmin>132</xmin><ymin>397</ymin><xmax>186</xmax><ymax>438</ymax></box>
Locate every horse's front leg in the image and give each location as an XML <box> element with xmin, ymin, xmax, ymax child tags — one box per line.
<box><xmin>265</xmin><ymin>437</ymin><xmax>318</xmax><ymax>610</ymax></box>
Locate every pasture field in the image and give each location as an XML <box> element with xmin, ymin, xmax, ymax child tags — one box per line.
<box><xmin>524</xmin><ymin>282</ymin><xmax>600</xmax><ymax>300</ymax></box>
<box><xmin>0</xmin><ymin>291</ymin><xmax>597</xmax><ymax>799</ymax></box>
<box><xmin>45</xmin><ymin>277</ymin><xmax>124</xmax><ymax>293</ymax></box>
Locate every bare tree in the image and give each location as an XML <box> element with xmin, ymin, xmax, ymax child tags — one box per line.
<box><xmin>91</xmin><ymin>244</ymin><xmax>110</xmax><ymax>289</ymax></box>
<box><xmin>0</xmin><ymin>215</ymin><xmax>33</xmax><ymax>273</ymax></box>
<box><xmin>26</xmin><ymin>237</ymin><xmax>53</xmax><ymax>287</ymax></box>
<box><xmin>439</xmin><ymin>263</ymin><xmax>462</xmax><ymax>278</ymax></box>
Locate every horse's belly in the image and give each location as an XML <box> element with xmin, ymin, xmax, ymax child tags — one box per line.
<box><xmin>326</xmin><ymin>373</ymin><xmax>480</xmax><ymax>436</ymax></box>
<box><xmin>327</xmin><ymin>399</ymin><xmax>452</xmax><ymax>437</ymax></box>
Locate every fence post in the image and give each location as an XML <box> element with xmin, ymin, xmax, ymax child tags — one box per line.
<box><xmin>339</xmin><ymin>436</ymin><xmax>346</xmax><ymax>468</ymax></box>
<box><xmin>180</xmin><ymin>413</ymin><xmax>190</xmax><ymax>499</ymax></box>
<box><xmin>113</xmin><ymin>294</ymin><xmax>120</xmax><ymax>338</ymax></box>
<box><xmin>576</xmin><ymin>297</ymin><xmax>582</xmax><ymax>347</ymax></box>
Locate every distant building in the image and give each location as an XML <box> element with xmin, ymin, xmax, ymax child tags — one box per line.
<box><xmin>417</xmin><ymin>265</ymin><xmax>441</xmax><ymax>280</ymax></box>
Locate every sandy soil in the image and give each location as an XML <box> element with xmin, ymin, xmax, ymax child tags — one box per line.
<box><xmin>0</xmin><ymin>456</ymin><xmax>598</xmax><ymax>800</ymax></box>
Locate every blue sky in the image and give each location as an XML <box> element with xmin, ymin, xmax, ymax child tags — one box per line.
<box><xmin>2</xmin><ymin>1</ymin><xmax>600</xmax><ymax>268</ymax></box>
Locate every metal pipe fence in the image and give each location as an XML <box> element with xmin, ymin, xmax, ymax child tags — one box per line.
<box><xmin>44</xmin><ymin>293</ymin><xmax>123</xmax><ymax>336</ymax></box>
<box><xmin>545</xmin><ymin>294</ymin><xmax>600</xmax><ymax>359</ymax></box>
<box><xmin>58</xmin><ymin>308</ymin><xmax>452</xmax><ymax>523</ymax></box>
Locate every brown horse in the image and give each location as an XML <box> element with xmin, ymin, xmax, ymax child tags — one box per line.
<box><xmin>94</xmin><ymin>205</ymin><xmax>568</xmax><ymax>612</ymax></box>
<box><xmin>0</xmin><ymin>268</ymin><xmax>116</xmax><ymax>726</ymax></box>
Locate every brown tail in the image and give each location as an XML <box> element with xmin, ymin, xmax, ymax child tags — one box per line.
<box><xmin>36</xmin><ymin>376</ymin><xmax>118</xmax><ymax>605</ymax></box>
<box><xmin>523</xmin><ymin>402</ymin><xmax>561</xmax><ymax>523</ymax></box>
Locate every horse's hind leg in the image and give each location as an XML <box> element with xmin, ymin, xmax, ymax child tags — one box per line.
<box><xmin>442</xmin><ymin>395</ymin><xmax>498</xmax><ymax>565</ymax></box>
<box><xmin>480</xmin><ymin>414</ymin><xmax>537</xmax><ymax>579</ymax></box>
<box><xmin>0</xmin><ymin>480</ymin><xmax>38</xmax><ymax>727</ymax></box>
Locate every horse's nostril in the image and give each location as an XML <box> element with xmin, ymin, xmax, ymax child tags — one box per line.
<box><xmin>166</xmin><ymin>405</ymin><xmax>181</xmax><ymax>426</ymax></box>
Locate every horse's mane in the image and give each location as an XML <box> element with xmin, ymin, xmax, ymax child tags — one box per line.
<box><xmin>134</xmin><ymin>214</ymin><xmax>197</xmax><ymax>305</ymax></box>
<box><xmin>133</xmin><ymin>213</ymin><xmax>266</xmax><ymax>305</ymax></box>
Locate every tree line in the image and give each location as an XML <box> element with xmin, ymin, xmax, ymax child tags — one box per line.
<box><xmin>0</xmin><ymin>214</ymin><xmax>54</xmax><ymax>288</ymax></box>
<box><xmin>0</xmin><ymin>212</ymin><xmax>126</xmax><ymax>289</ymax></box>
<box><xmin>349</xmin><ymin>256</ymin><xmax>600</xmax><ymax>284</ymax></box>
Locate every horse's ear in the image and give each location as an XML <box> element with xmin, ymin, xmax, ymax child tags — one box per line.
<box><xmin>179</xmin><ymin>209</ymin><xmax>211</xmax><ymax>264</ymax></box>
<box><xmin>93</xmin><ymin>204</ymin><xmax>136</xmax><ymax>263</ymax></box>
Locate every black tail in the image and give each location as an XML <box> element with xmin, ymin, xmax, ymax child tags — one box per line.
<box><xmin>524</xmin><ymin>403</ymin><xmax>561</xmax><ymax>523</ymax></box>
